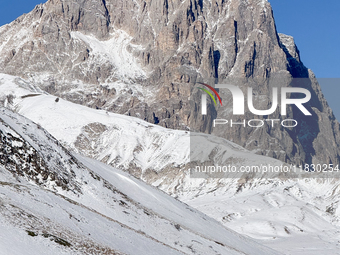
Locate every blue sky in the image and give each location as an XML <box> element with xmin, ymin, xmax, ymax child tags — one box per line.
<box><xmin>0</xmin><ymin>0</ymin><xmax>339</xmax><ymax>118</ymax></box>
<box><xmin>0</xmin><ymin>1</ymin><xmax>43</xmax><ymax>27</ymax></box>
<box><xmin>269</xmin><ymin>0</ymin><xmax>340</xmax><ymax>120</ymax></box>
<box><xmin>269</xmin><ymin>0</ymin><xmax>340</xmax><ymax>78</ymax></box>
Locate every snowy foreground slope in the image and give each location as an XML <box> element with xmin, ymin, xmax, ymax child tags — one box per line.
<box><xmin>0</xmin><ymin>74</ymin><xmax>283</xmax><ymax>174</ymax></box>
<box><xmin>2</xmin><ymin>74</ymin><xmax>340</xmax><ymax>254</ymax></box>
<box><xmin>0</xmin><ymin>107</ymin><xmax>281</xmax><ymax>254</ymax></box>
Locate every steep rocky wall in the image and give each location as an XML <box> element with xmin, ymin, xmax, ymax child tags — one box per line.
<box><xmin>0</xmin><ymin>0</ymin><xmax>339</xmax><ymax>165</ymax></box>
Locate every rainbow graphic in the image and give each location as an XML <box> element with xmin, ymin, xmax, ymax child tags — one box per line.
<box><xmin>197</xmin><ymin>82</ymin><xmax>223</xmax><ymax>106</ymax></box>
<box><xmin>197</xmin><ymin>82</ymin><xmax>222</xmax><ymax>115</ymax></box>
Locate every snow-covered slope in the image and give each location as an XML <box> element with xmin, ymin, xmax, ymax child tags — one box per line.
<box><xmin>2</xmin><ymin>73</ymin><xmax>340</xmax><ymax>254</ymax></box>
<box><xmin>0</xmin><ymin>106</ymin><xmax>281</xmax><ymax>254</ymax></box>
<box><xmin>182</xmin><ymin>178</ymin><xmax>340</xmax><ymax>255</ymax></box>
<box><xmin>71</xmin><ymin>30</ymin><xmax>147</xmax><ymax>81</ymax></box>
<box><xmin>0</xmin><ymin>73</ymin><xmax>284</xmax><ymax>175</ymax></box>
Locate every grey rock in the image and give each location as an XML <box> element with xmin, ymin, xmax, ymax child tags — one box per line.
<box><xmin>0</xmin><ymin>0</ymin><xmax>339</xmax><ymax>165</ymax></box>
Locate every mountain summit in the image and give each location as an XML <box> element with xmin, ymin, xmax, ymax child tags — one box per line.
<box><xmin>1</xmin><ymin>1</ymin><xmax>340</xmax><ymax>254</ymax></box>
<box><xmin>0</xmin><ymin>0</ymin><xmax>339</xmax><ymax>164</ymax></box>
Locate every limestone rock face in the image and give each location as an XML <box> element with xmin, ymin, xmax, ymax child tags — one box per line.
<box><xmin>0</xmin><ymin>0</ymin><xmax>339</xmax><ymax>165</ymax></box>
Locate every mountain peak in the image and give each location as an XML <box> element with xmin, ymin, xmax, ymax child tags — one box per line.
<box><xmin>0</xmin><ymin>0</ymin><xmax>339</xmax><ymax>166</ymax></box>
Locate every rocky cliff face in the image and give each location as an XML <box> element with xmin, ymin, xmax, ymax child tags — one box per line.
<box><xmin>0</xmin><ymin>0</ymin><xmax>339</xmax><ymax>165</ymax></box>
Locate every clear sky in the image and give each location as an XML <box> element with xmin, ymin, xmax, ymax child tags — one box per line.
<box><xmin>269</xmin><ymin>0</ymin><xmax>340</xmax><ymax>120</ymax></box>
<box><xmin>0</xmin><ymin>0</ymin><xmax>44</xmax><ymax>27</ymax></box>
<box><xmin>0</xmin><ymin>0</ymin><xmax>339</xmax><ymax>118</ymax></box>
<box><xmin>269</xmin><ymin>0</ymin><xmax>340</xmax><ymax>78</ymax></box>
